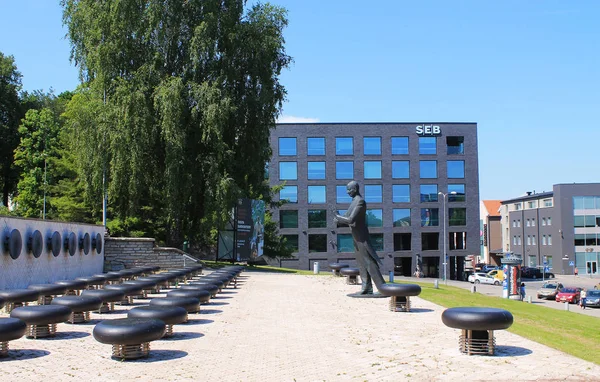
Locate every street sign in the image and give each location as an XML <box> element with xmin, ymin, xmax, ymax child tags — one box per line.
<box><xmin>569</xmin><ymin>261</ymin><xmax>575</xmax><ymax>267</ymax></box>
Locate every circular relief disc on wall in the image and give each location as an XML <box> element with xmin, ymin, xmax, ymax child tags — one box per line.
<box><xmin>30</xmin><ymin>230</ymin><xmax>43</xmax><ymax>258</ymax></box>
<box><xmin>83</xmin><ymin>232</ymin><xmax>91</xmax><ymax>255</ymax></box>
<box><xmin>49</xmin><ymin>231</ymin><xmax>61</xmax><ymax>257</ymax></box>
<box><xmin>67</xmin><ymin>232</ymin><xmax>77</xmax><ymax>256</ymax></box>
<box><xmin>6</xmin><ymin>229</ymin><xmax>23</xmax><ymax>260</ymax></box>
<box><xmin>95</xmin><ymin>233</ymin><xmax>103</xmax><ymax>254</ymax></box>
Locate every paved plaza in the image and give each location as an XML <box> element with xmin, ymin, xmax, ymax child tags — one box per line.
<box><xmin>1</xmin><ymin>271</ymin><xmax>600</xmax><ymax>381</ymax></box>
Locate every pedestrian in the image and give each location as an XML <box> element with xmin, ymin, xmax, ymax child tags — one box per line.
<box><xmin>574</xmin><ymin>267</ymin><xmax>578</xmax><ymax>277</ymax></box>
<box><xmin>580</xmin><ymin>288</ymin><xmax>587</xmax><ymax>309</ymax></box>
<box><xmin>520</xmin><ymin>282</ymin><xmax>526</xmax><ymax>301</ymax></box>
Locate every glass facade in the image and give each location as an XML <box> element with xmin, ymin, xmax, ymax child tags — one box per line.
<box><xmin>391</xmin><ymin>137</ymin><xmax>409</xmax><ymax>155</ymax></box>
<box><xmin>308</xmin><ymin>209</ymin><xmax>327</xmax><ymax>228</ymax></box>
<box><xmin>283</xmin><ymin>235</ymin><xmax>299</xmax><ymax>252</ymax></box>
<box><xmin>363</xmin><ymin>137</ymin><xmax>381</xmax><ymax>155</ymax></box>
<box><xmin>279</xmin><ymin>210</ymin><xmax>298</xmax><ymax>228</ymax></box>
<box><xmin>393</xmin><ymin>184</ymin><xmax>410</xmax><ymax>203</ymax></box>
<box><xmin>337</xmin><ymin>234</ymin><xmax>354</xmax><ymax>252</ymax></box>
<box><xmin>307</xmin><ymin>161</ymin><xmax>325</xmax><ymax>179</ymax></box>
<box><xmin>447</xmin><ymin>160</ymin><xmax>465</xmax><ymax>178</ymax></box>
<box><xmin>336</xmin><ymin>161</ymin><xmax>354</xmax><ymax>179</ymax></box>
<box><xmin>420</xmin><ymin>161</ymin><xmax>437</xmax><ymax>178</ymax></box>
<box><xmin>308</xmin><ymin>234</ymin><xmax>327</xmax><ymax>252</ymax></box>
<box><xmin>573</xmin><ymin>196</ymin><xmax>600</xmax><ymax>209</ymax></box>
<box><xmin>336</xmin><ymin>186</ymin><xmax>352</xmax><ymax>203</ymax></box>
<box><xmin>364</xmin><ymin>185</ymin><xmax>383</xmax><ymax>203</ymax></box>
<box><xmin>336</xmin><ymin>137</ymin><xmax>353</xmax><ymax>155</ymax></box>
<box><xmin>448</xmin><ymin>184</ymin><xmax>466</xmax><ymax>202</ymax></box>
<box><xmin>420</xmin><ymin>184</ymin><xmax>438</xmax><ymax>202</ymax></box>
<box><xmin>364</xmin><ymin>161</ymin><xmax>382</xmax><ymax>179</ymax></box>
<box><xmin>446</xmin><ymin>136</ymin><xmax>464</xmax><ymax>154</ymax></box>
<box><xmin>449</xmin><ymin>208</ymin><xmax>467</xmax><ymax>226</ymax></box>
<box><xmin>279</xmin><ymin>162</ymin><xmax>297</xmax><ymax>180</ymax></box>
<box><xmin>392</xmin><ymin>161</ymin><xmax>409</xmax><ymax>179</ymax></box>
<box><xmin>308</xmin><ymin>186</ymin><xmax>326</xmax><ymax>204</ymax></box>
<box><xmin>393</xmin><ymin>209</ymin><xmax>411</xmax><ymax>227</ymax></box>
<box><xmin>280</xmin><ymin>186</ymin><xmax>297</xmax><ymax>203</ymax></box>
<box><xmin>370</xmin><ymin>234</ymin><xmax>384</xmax><ymax>251</ymax></box>
<box><xmin>279</xmin><ymin>137</ymin><xmax>297</xmax><ymax>156</ymax></box>
<box><xmin>394</xmin><ymin>233</ymin><xmax>411</xmax><ymax>251</ymax></box>
<box><xmin>419</xmin><ymin>137</ymin><xmax>436</xmax><ymax>155</ymax></box>
<box><xmin>367</xmin><ymin>209</ymin><xmax>383</xmax><ymax>227</ymax></box>
<box><xmin>307</xmin><ymin>137</ymin><xmax>325</xmax><ymax>156</ymax></box>
<box><xmin>421</xmin><ymin>208</ymin><xmax>439</xmax><ymax>226</ymax></box>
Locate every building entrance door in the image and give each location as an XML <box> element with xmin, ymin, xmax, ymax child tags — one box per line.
<box><xmin>586</xmin><ymin>261</ymin><xmax>598</xmax><ymax>275</ymax></box>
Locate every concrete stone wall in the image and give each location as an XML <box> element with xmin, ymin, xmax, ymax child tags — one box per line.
<box><xmin>104</xmin><ymin>237</ymin><xmax>200</xmax><ymax>271</ymax></box>
<box><xmin>0</xmin><ymin>216</ymin><xmax>104</xmax><ymax>289</ymax></box>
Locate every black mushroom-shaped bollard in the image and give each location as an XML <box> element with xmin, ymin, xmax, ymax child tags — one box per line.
<box><xmin>0</xmin><ymin>289</ymin><xmax>40</xmax><ymax>313</ymax></box>
<box><xmin>181</xmin><ymin>283</ymin><xmax>219</xmax><ymax>298</ymax></box>
<box><xmin>329</xmin><ymin>263</ymin><xmax>350</xmax><ymax>276</ymax></box>
<box><xmin>0</xmin><ymin>318</ymin><xmax>27</xmax><ymax>356</ymax></box>
<box><xmin>54</xmin><ymin>280</ymin><xmax>88</xmax><ymax>296</ymax></box>
<box><xmin>10</xmin><ymin>305</ymin><xmax>71</xmax><ymax>338</ymax></box>
<box><xmin>51</xmin><ymin>295</ymin><xmax>103</xmax><ymax>323</ymax></box>
<box><xmin>441</xmin><ymin>307</ymin><xmax>514</xmax><ymax>356</ymax></box>
<box><xmin>103</xmin><ymin>284</ymin><xmax>144</xmax><ymax>305</ymax></box>
<box><xmin>340</xmin><ymin>267</ymin><xmax>361</xmax><ymax>285</ymax></box>
<box><xmin>27</xmin><ymin>284</ymin><xmax>68</xmax><ymax>305</ymax></box>
<box><xmin>127</xmin><ymin>306</ymin><xmax>187</xmax><ymax>337</ymax></box>
<box><xmin>93</xmin><ymin>318</ymin><xmax>166</xmax><ymax>360</ymax></box>
<box><xmin>167</xmin><ymin>289</ymin><xmax>211</xmax><ymax>305</ymax></box>
<box><xmin>149</xmin><ymin>296</ymin><xmax>201</xmax><ymax>315</ymax></box>
<box><xmin>378</xmin><ymin>284</ymin><xmax>422</xmax><ymax>312</ymax></box>
<box><xmin>81</xmin><ymin>289</ymin><xmax>126</xmax><ymax>313</ymax></box>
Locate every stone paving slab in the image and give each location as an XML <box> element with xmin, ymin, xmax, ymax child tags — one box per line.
<box><xmin>1</xmin><ymin>272</ymin><xmax>599</xmax><ymax>381</ymax></box>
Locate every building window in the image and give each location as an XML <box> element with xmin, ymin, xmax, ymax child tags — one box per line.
<box><xmin>531</xmin><ymin>218</ymin><xmax>535</xmax><ymax>227</ymax></box>
<box><xmin>542</xmin><ymin>235</ymin><xmax>547</xmax><ymax>245</ymax></box>
<box><xmin>574</xmin><ymin>235</ymin><xmax>584</xmax><ymax>246</ymax></box>
<box><xmin>573</xmin><ymin>196</ymin><xmax>596</xmax><ymax>209</ymax></box>
<box><xmin>364</xmin><ymin>161</ymin><xmax>382</xmax><ymax>179</ymax></box>
<box><xmin>542</xmin><ymin>218</ymin><xmax>546</xmax><ymax>226</ymax></box>
<box><xmin>364</xmin><ymin>185</ymin><xmax>383</xmax><ymax>203</ymax></box>
<box><xmin>278</xmin><ymin>137</ymin><xmax>297</xmax><ymax>156</ymax></box>
<box><xmin>446</xmin><ymin>136</ymin><xmax>464</xmax><ymax>155</ymax></box>
<box><xmin>308</xmin><ymin>186</ymin><xmax>326</xmax><ymax>204</ymax></box>
<box><xmin>514</xmin><ymin>203</ymin><xmax>522</xmax><ymax>211</ymax></box>
<box><xmin>547</xmin><ymin>217</ymin><xmax>551</xmax><ymax>225</ymax></box>
<box><xmin>449</xmin><ymin>232</ymin><xmax>466</xmax><ymax>250</ymax></box>
<box><xmin>337</xmin><ymin>234</ymin><xmax>354</xmax><ymax>253</ymax></box>
<box><xmin>283</xmin><ymin>235</ymin><xmax>299</xmax><ymax>252</ymax></box>
<box><xmin>369</xmin><ymin>233</ymin><xmax>384</xmax><ymax>251</ymax></box>
<box><xmin>543</xmin><ymin>198</ymin><xmax>553</xmax><ymax>207</ymax></box>
<box><xmin>391</xmin><ymin>137</ymin><xmax>409</xmax><ymax>155</ymax></box>
<box><xmin>528</xmin><ymin>201</ymin><xmax>537</xmax><ymax>208</ymax></box>
<box><xmin>418</xmin><ymin>137</ymin><xmax>436</xmax><ymax>155</ymax></box>
<box><xmin>307</xmin><ymin>161</ymin><xmax>325</xmax><ymax>180</ymax></box>
<box><xmin>336</xmin><ymin>137</ymin><xmax>353</xmax><ymax>155</ymax></box>
<box><xmin>308</xmin><ymin>234</ymin><xmax>327</xmax><ymax>252</ymax></box>
<box><xmin>393</xmin><ymin>184</ymin><xmax>410</xmax><ymax>203</ymax></box>
<box><xmin>527</xmin><ymin>235</ymin><xmax>531</xmax><ymax>245</ymax></box>
<box><xmin>526</xmin><ymin>219</ymin><xmax>530</xmax><ymax>227</ymax></box>
<box><xmin>336</xmin><ymin>186</ymin><xmax>352</xmax><ymax>203</ymax></box>
<box><xmin>548</xmin><ymin>235</ymin><xmax>552</xmax><ymax>245</ymax></box>
<box><xmin>308</xmin><ymin>209</ymin><xmax>327</xmax><ymax>228</ymax></box>
<box><xmin>420</xmin><ymin>161</ymin><xmax>437</xmax><ymax>179</ymax></box>
<box><xmin>336</xmin><ymin>161</ymin><xmax>354</xmax><ymax>179</ymax></box>
<box><xmin>420</xmin><ymin>184</ymin><xmax>438</xmax><ymax>202</ymax></box>
<box><xmin>393</xmin><ymin>209</ymin><xmax>411</xmax><ymax>227</ymax></box>
<box><xmin>422</xmin><ymin>232</ymin><xmax>439</xmax><ymax>250</ymax></box>
<box><xmin>367</xmin><ymin>209</ymin><xmax>383</xmax><ymax>227</ymax></box>
<box><xmin>512</xmin><ymin>220</ymin><xmax>516</xmax><ymax>228</ymax></box>
<box><xmin>532</xmin><ymin>235</ymin><xmax>536</xmax><ymax>245</ymax></box>
<box><xmin>448</xmin><ymin>184</ymin><xmax>466</xmax><ymax>202</ymax></box>
<box><xmin>421</xmin><ymin>208</ymin><xmax>439</xmax><ymax>226</ymax></box>
<box><xmin>279</xmin><ymin>162</ymin><xmax>297</xmax><ymax>180</ymax></box>
<box><xmin>394</xmin><ymin>233</ymin><xmax>411</xmax><ymax>251</ymax></box>
<box><xmin>363</xmin><ymin>137</ymin><xmax>381</xmax><ymax>155</ymax></box>
<box><xmin>447</xmin><ymin>160</ymin><xmax>465</xmax><ymax>178</ymax></box>
<box><xmin>307</xmin><ymin>137</ymin><xmax>325</xmax><ymax>156</ymax></box>
<box><xmin>517</xmin><ymin>236</ymin><xmax>522</xmax><ymax>245</ymax></box>
<box><xmin>449</xmin><ymin>208</ymin><xmax>466</xmax><ymax>226</ymax></box>
<box><xmin>517</xmin><ymin>220</ymin><xmax>521</xmax><ymax>228</ymax></box>
<box><xmin>391</xmin><ymin>161</ymin><xmax>409</xmax><ymax>179</ymax></box>
<box><xmin>279</xmin><ymin>210</ymin><xmax>298</xmax><ymax>229</ymax></box>
<box><xmin>280</xmin><ymin>186</ymin><xmax>298</xmax><ymax>203</ymax></box>
<box><xmin>586</xmin><ymin>233</ymin><xmax>596</xmax><ymax>246</ymax></box>
<box><xmin>513</xmin><ymin>236</ymin><xmax>517</xmax><ymax>245</ymax></box>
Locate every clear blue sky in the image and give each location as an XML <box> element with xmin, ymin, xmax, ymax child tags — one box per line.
<box><xmin>1</xmin><ymin>0</ymin><xmax>599</xmax><ymax>201</ymax></box>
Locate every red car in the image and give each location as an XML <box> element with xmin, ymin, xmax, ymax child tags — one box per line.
<box><xmin>555</xmin><ymin>287</ymin><xmax>582</xmax><ymax>304</ymax></box>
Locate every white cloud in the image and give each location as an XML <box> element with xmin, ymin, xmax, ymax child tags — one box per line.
<box><xmin>277</xmin><ymin>115</ymin><xmax>319</xmax><ymax>123</ymax></box>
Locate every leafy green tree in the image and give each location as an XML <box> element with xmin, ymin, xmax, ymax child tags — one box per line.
<box><xmin>0</xmin><ymin>52</ymin><xmax>23</xmax><ymax>207</ymax></box>
<box><xmin>61</xmin><ymin>0</ymin><xmax>291</xmax><ymax>248</ymax></box>
<box><xmin>262</xmin><ymin>210</ymin><xmax>294</xmax><ymax>259</ymax></box>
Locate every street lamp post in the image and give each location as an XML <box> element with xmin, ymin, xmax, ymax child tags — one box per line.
<box><xmin>438</xmin><ymin>191</ymin><xmax>456</xmax><ymax>285</ymax></box>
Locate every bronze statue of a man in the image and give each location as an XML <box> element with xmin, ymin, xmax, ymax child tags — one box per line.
<box><xmin>333</xmin><ymin>181</ymin><xmax>385</xmax><ymax>295</ymax></box>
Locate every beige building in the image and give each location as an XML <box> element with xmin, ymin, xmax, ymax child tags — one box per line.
<box><xmin>480</xmin><ymin>200</ymin><xmax>503</xmax><ymax>265</ymax></box>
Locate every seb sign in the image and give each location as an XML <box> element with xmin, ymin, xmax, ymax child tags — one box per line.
<box><xmin>416</xmin><ymin>125</ymin><xmax>441</xmax><ymax>136</ymax></box>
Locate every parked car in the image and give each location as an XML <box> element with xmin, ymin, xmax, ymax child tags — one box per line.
<box><xmin>522</xmin><ymin>267</ymin><xmax>555</xmax><ymax>279</ymax></box>
<box><xmin>482</xmin><ymin>265</ymin><xmax>501</xmax><ymax>273</ymax></box>
<box><xmin>585</xmin><ymin>290</ymin><xmax>600</xmax><ymax>308</ymax></box>
<box><xmin>474</xmin><ymin>263</ymin><xmax>486</xmax><ymax>271</ymax></box>
<box><xmin>555</xmin><ymin>287</ymin><xmax>582</xmax><ymax>304</ymax></box>
<box><xmin>468</xmin><ymin>272</ymin><xmax>500</xmax><ymax>285</ymax></box>
<box><xmin>486</xmin><ymin>269</ymin><xmax>504</xmax><ymax>282</ymax></box>
<box><xmin>536</xmin><ymin>282</ymin><xmax>564</xmax><ymax>300</ymax></box>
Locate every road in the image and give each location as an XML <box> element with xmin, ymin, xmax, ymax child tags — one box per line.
<box><xmin>394</xmin><ymin>274</ymin><xmax>600</xmax><ymax>318</ymax></box>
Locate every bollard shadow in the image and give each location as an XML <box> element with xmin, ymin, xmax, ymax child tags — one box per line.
<box><xmin>160</xmin><ymin>332</ymin><xmax>204</xmax><ymax>341</ymax></box>
<box><xmin>405</xmin><ymin>308</ymin><xmax>434</xmax><ymax>313</ymax></box>
<box><xmin>117</xmin><ymin>350</ymin><xmax>188</xmax><ymax>363</ymax></box>
<box><xmin>207</xmin><ymin>301</ymin><xmax>228</xmax><ymax>306</ymax></box>
<box><xmin>494</xmin><ymin>345</ymin><xmax>533</xmax><ymax>357</ymax></box>
<box><xmin>213</xmin><ymin>296</ymin><xmax>233</xmax><ymax>300</ymax></box>
<box><xmin>34</xmin><ymin>331</ymin><xmax>90</xmax><ymax>340</ymax></box>
<box><xmin>184</xmin><ymin>318</ymin><xmax>214</xmax><ymax>325</ymax></box>
<box><xmin>67</xmin><ymin>318</ymin><xmax>103</xmax><ymax>326</ymax></box>
<box><xmin>199</xmin><ymin>309</ymin><xmax>223</xmax><ymax>315</ymax></box>
<box><xmin>0</xmin><ymin>349</ymin><xmax>50</xmax><ymax>361</ymax></box>
<box><xmin>218</xmin><ymin>290</ymin><xmax>237</xmax><ymax>294</ymax></box>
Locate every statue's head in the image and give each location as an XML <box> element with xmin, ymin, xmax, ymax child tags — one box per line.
<box><xmin>346</xmin><ymin>181</ymin><xmax>360</xmax><ymax>197</ymax></box>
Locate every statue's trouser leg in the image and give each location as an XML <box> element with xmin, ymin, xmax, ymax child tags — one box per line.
<box><xmin>365</xmin><ymin>257</ymin><xmax>386</xmax><ymax>292</ymax></box>
<box><xmin>355</xmin><ymin>255</ymin><xmax>372</xmax><ymax>293</ymax></box>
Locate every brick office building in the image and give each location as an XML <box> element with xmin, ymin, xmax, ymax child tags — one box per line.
<box><xmin>267</xmin><ymin>122</ymin><xmax>480</xmax><ymax>280</ymax></box>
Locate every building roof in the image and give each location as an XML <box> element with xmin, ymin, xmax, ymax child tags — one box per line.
<box><xmin>482</xmin><ymin>200</ymin><xmax>502</xmax><ymax>217</ymax></box>
<box><xmin>501</xmin><ymin>191</ymin><xmax>554</xmax><ymax>204</ymax></box>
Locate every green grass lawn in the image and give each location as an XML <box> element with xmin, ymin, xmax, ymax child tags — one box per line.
<box><xmin>233</xmin><ymin>263</ymin><xmax>600</xmax><ymax>365</ymax></box>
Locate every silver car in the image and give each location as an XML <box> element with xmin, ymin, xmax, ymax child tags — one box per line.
<box><xmin>536</xmin><ymin>282</ymin><xmax>564</xmax><ymax>300</ymax></box>
<box><xmin>468</xmin><ymin>272</ymin><xmax>499</xmax><ymax>285</ymax></box>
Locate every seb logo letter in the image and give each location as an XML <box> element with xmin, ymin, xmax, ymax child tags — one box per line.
<box><xmin>416</xmin><ymin>125</ymin><xmax>441</xmax><ymax>136</ymax></box>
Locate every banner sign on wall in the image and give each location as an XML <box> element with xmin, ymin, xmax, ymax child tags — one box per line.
<box><xmin>235</xmin><ymin>199</ymin><xmax>265</xmax><ymax>261</ymax></box>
